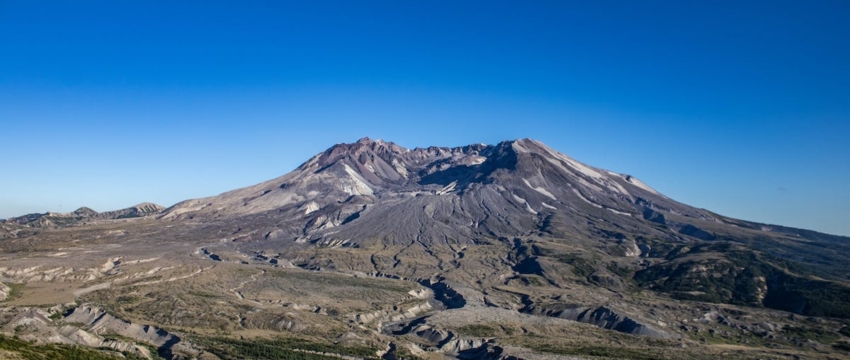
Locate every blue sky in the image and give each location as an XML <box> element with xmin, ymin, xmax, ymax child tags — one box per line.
<box><xmin>1</xmin><ymin>1</ymin><xmax>848</xmax><ymax>236</ymax></box>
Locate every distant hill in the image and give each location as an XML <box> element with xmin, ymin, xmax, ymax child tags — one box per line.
<box><xmin>2</xmin><ymin>202</ymin><xmax>165</xmax><ymax>229</ymax></box>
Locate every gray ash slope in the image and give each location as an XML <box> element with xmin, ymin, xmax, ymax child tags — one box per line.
<box><xmin>161</xmin><ymin>138</ymin><xmax>850</xmax><ymax>320</ymax></box>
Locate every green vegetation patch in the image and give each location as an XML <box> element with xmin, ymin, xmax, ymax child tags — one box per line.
<box><xmin>833</xmin><ymin>341</ymin><xmax>850</xmax><ymax>351</ymax></box>
<box><xmin>0</xmin><ymin>334</ymin><xmax>143</xmax><ymax>360</ymax></box>
<box><xmin>196</xmin><ymin>336</ymin><xmax>380</xmax><ymax>360</ymax></box>
<box><xmin>114</xmin><ymin>294</ymin><xmax>140</xmax><ymax>305</ymax></box>
<box><xmin>457</xmin><ymin>324</ymin><xmax>499</xmax><ymax>337</ymax></box>
<box><xmin>607</xmin><ymin>262</ymin><xmax>634</xmax><ymax>279</ymax></box>
<box><xmin>763</xmin><ymin>272</ymin><xmax>850</xmax><ymax>319</ymax></box>
<box><xmin>271</xmin><ymin>270</ymin><xmax>410</xmax><ymax>293</ymax></box>
<box><xmin>2</xmin><ymin>283</ymin><xmax>25</xmax><ymax>302</ymax></box>
<box><xmin>48</xmin><ymin>303</ymin><xmax>76</xmax><ymax>321</ymax></box>
<box><xmin>520</xmin><ymin>275</ymin><xmax>544</xmax><ymax>286</ymax></box>
<box><xmin>635</xmin><ymin>242</ymin><xmax>850</xmax><ymax>318</ymax></box>
<box><xmin>553</xmin><ymin>253</ymin><xmax>595</xmax><ymax>278</ymax></box>
<box><xmin>186</xmin><ymin>290</ymin><xmax>221</xmax><ymax>299</ymax></box>
<box><xmin>783</xmin><ymin>326</ymin><xmax>839</xmax><ymax>344</ymax></box>
<box><xmin>528</xmin><ymin>343</ymin><xmax>673</xmax><ymax>360</ymax></box>
<box><xmin>684</xmin><ymin>328</ymin><xmax>770</xmax><ymax>347</ymax></box>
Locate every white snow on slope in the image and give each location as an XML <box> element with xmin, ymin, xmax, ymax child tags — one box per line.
<box><xmin>606</xmin><ymin>171</ymin><xmax>660</xmax><ymax>196</ymax></box>
<box><xmin>541</xmin><ymin>203</ymin><xmax>557</xmax><ymax>210</ymax></box>
<box><xmin>533</xmin><ymin>148</ymin><xmax>607</xmax><ymax>193</ymax></box>
<box><xmin>437</xmin><ymin>181</ymin><xmax>458</xmax><ymax>195</ymax></box>
<box><xmin>532</xmin><ymin>140</ymin><xmax>604</xmax><ymax>179</ymax></box>
<box><xmin>627</xmin><ymin>176</ymin><xmax>660</xmax><ymax>195</ymax></box>
<box><xmin>523</xmin><ymin>178</ymin><xmax>557</xmax><ymax>200</ymax></box>
<box><xmin>543</xmin><ymin>156</ymin><xmax>605</xmax><ymax>192</ymax></box>
<box><xmin>595</xmin><ymin>173</ymin><xmax>631</xmax><ymax>197</ymax></box>
<box><xmin>607</xmin><ymin>208</ymin><xmax>632</xmax><ymax>217</ymax></box>
<box><xmin>512</xmin><ymin>194</ymin><xmax>538</xmax><ymax>214</ymax></box>
<box><xmin>530</xmin><ymin>140</ymin><xmax>636</xmax><ymax>197</ymax></box>
<box><xmin>571</xmin><ymin>188</ymin><xmax>603</xmax><ymax>208</ymax></box>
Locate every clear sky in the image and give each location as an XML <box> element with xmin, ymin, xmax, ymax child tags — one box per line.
<box><xmin>1</xmin><ymin>1</ymin><xmax>848</xmax><ymax>236</ymax></box>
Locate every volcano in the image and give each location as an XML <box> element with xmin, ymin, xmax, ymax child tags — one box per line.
<box><xmin>2</xmin><ymin>138</ymin><xmax>849</xmax><ymax>359</ymax></box>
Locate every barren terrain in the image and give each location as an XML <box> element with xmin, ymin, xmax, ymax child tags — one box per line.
<box><xmin>2</xmin><ymin>138</ymin><xmax>849</xmax><ymax>359</ymax></box>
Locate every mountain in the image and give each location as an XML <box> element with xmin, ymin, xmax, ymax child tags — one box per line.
<box><xmin>2</xmin><ymin>202</ymin><xmax>165</xmax><ymax>229</ymax></box>
<box><xmin>2</xmin><ymin>138</ymin><xmax>849</xmax><ymax>360</ymax></box>
<box><xmin>163</xmin><ymin>138</ymin><xmax>850</xmax><ymax>314</ymax></box>
<box><xmin>163</xmin><ymin>137</ymin><xmax>714</xmax><ymax>244</ymax></box>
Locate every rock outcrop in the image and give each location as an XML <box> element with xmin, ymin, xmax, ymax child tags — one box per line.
<box><xmin>0</xmin><ymin>283</ymin><xmax>10</xmax><ymax>301</ymax></box>
<box><xmin>63</xmin><ymin>304</ymin><xmax>195</xmax><ymax>359</ymax></box>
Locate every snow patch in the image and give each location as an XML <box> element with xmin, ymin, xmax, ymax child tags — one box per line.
<box><xmin>437</xmin><ymin>181</ymin><xmax>457</xmax><ymax>195</ymax></box>
<box><xmin>626</xmin><ymin>175</ymin><xmax>660</xmax><ymax>195</ymax></box>
<box><xmin>599</xmin><ymin>176</ymin><xmax>631</xmax><ymax>197</ymax></box>
<box><xmin>571</xmin><ymin>188</ymin><xmax>603</xmax><ymax>208</ymax></box>
<box><xmin>607</xmin><ymin>208</ymin><xmax>632</xmax><ymax>217</ymax></box>
<box><xmin>512</xmin><ymin>194</ymin><xmax>538</xmax><ymax>214</ymax></box>
<box><xmin>563</xmin><ymin>156</ymin><xmax>604</xmax><ymax>179</ymax></box>
<box><xmin>538</xmin><ymin>155</ymin><xmax>606</xmax><ymax>192</ymax></box>
<box><xmin>531</xmin><ymin>141</ymin><xmax>633</xmax><ymax>196</ymax></box>
<box><xmin>541</xmin><ymin>203</ymin><xmax>557</xmax><ymax>210</ymax></box>
<box><xmin>604</xmin><ymin>172</ymin><xmax>652</xmax><ymax>196</ymax></box>
<box><xmin>523</xmin><ymin>178</ymin><xmax>557</xmax><ymax>200</ymax></box>
<box><xmin>535</xmin><ymin>143</ymin><xmax>604</xmax><ymax>180</ymax></box>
